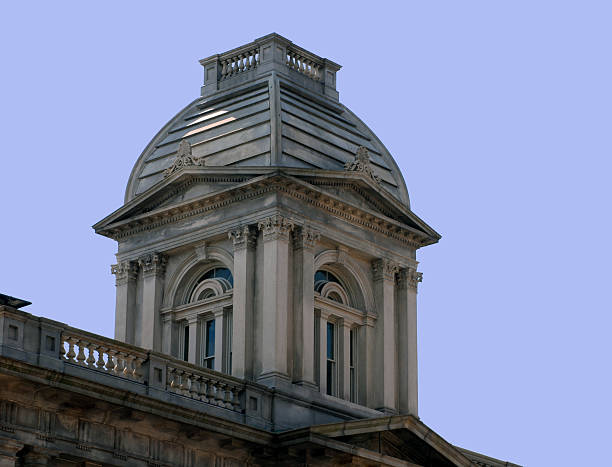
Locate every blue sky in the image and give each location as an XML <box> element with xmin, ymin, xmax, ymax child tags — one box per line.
<box><xmin>1</xmin><ymin>2</ymin><xmax>611</xmax><ymax>465</ymax></box>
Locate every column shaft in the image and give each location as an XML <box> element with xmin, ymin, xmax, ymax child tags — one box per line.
<box><xmin>292</xmin><ymin>227</ymin><xmax>319</xmax><ymax>388</ymax></box>
<box><xmin>229</xmin><ymin>226</ymin><xmax>256</xmax><ymax>379</ymax></box>
<box><xmin>258</xmin><ymin>216</ymin><xmax>294</xmax><ymax>383</ymax></box>
<box><xmin>397</xmin><ymin>267</ymin><xmax>421</xmax><ymax>415</ymax></box>
<box><xmin>138</xmin><ymin>253</ymin><xmax>167</xmax><ymax>351</ymax></box>
<box><xmin>372</xmin><ymin>259</ymin><xmax>399</xmax><ymax>412</ymax></box>
<box><xmin>111</xmin><ymin>261</ymin><xmax>138</xmax><ymax>344</ymax></box>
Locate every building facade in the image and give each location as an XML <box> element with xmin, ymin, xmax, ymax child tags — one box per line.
<box><xmin>0</xmin><ymin>34</ymin><xmax>520</xmax><ymax>466</ymax></box>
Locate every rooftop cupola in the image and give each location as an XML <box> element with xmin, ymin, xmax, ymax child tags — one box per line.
<box><xmin>199</xmin><ymin>33</ymin><xmax>341</xmax><ymax>101</ymax></box>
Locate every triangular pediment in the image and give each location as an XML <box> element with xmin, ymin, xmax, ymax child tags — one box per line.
<box><xmin>94</xmin><ymin>167</ymin><xmax>440</xmax><ymax>248</ymax></box>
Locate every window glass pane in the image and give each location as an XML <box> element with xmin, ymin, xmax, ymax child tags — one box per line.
<box><xmin>326</xmin><ymin>322</ymin><xmax>334</xmax><ymax>360</ymax></box>
<box><xmin>183</xmin><ymin>325</ymin><xmax>189</xmax><ymax>361</ymax></box>
<box><xmin>349</xmin><ymin>329</ymin><xmax>354</xmax><ymax>366</ymax></box>
<box><xmin>326</xmin><ymin>361</ymin><xmax>333</xmax><ymax>396</ymax></box>
<box><xmin>206</xmin><ymin>320</ymin><xmax>215</xmax><ymax>357</ymax></box>
<box><xmin>201</xmin><ymin>268</ymin><xmax>234</xmax><ymax>287</ymax></box>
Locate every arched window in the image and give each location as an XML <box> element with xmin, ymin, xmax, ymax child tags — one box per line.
<box><xmin>201</xmin><ymin>267</ymin><xmax>233</xmax><ymax>286</ymax></box>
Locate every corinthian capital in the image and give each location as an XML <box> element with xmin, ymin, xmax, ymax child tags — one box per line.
<box><xmin>371</xmin><ymin>258</ymin><xmax>399</xmax><ymax>282</ymax></box>
<box><xmin>258</xmin><ymin>215</ymin><xmax>295</xmax><ymax>241</ymax></box>
<box><xmin>229</xmin><ymin>225</ymin><xmax>257</xmax><ymax>251</ymax></box>
<box><xmin>138</xmin><ymin>253</ymin><xmax>168</xmax><ymax>277</ymax></box>
<box><xmin>111</xmin><ymin>261</ymin><xmax>139</xmax><ymax>285</ymax></box>
<box><xmin>293</xmin><ymin>226</ymin><xmax>320</xmax><ymax>250</ymax></box>
<box><xmin>397</xmin><ymin>267</ymin><xmax>423</xmax><ymax>291</ymax></box>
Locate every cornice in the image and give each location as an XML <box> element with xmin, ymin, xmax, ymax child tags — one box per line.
<box><xmin>98</xmin><ymin>174</ymin><xmax>437</xmax><ymax>248</ymax></box>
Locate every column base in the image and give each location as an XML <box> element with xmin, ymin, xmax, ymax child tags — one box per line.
<box><xmin>257</xmin><ymin>371</ymin><xmax>291</xmax><ymax>389</ymax></box>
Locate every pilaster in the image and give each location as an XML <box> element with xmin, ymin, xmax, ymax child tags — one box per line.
<box><xmin>371</xmin><ymin>258</ymin><xmax>399</xmax><ymax>413</ymax></box>
<box><xmin>257</xmin><ymin>215</ymin><xmax>294</xmax><ymax>385</ymax></box>
<box><xmin>396</xmin><ymin>266</ymin><xmax>422</xmax><ymax>416</ymax></box>
<box><xmin>292</xmin><ymin>226</ymin><xmax>320</xmax><ymax>389</ymax></box>
<box><xmin>111</xmin><ymin>261</ymin><xmax>138</xmax><ymax>344</ymax></box>
<box><xmin>229</xmin><ymin>225</ymin><xmax>257</xmax><ymax>379</ymax></box>
<box><xmin>138</xmin><ymin>253</ymin><xmax>168</xmax><ymax>351</ymax></box>
<box><xmin>213</xmin><ymin>307</ymin><xmax>224</xmax><ymax>373</ymax></box>
<box><xmin>339</xmin><ymin>320</ymin><xmax>351</xmax><ymax>400</ymax></box>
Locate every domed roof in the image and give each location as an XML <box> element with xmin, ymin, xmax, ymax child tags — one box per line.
<box><xmin>125</xmin><ymin>34</ymin><xmax>410</xmax><ymax>208</ymax></box>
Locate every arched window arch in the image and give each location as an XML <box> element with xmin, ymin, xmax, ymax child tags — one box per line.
<box><xmin>189</xmin><ymin>267</ymin><xmax>233</xmax><ymax>304</ymax></box>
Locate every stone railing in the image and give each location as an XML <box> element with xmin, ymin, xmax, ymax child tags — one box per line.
<box><xmin>166</xmin><ymin>362</ymin><xmax>242</xmax><ymax>412</ymax></box>
<box><xmin>219</xmin><ymin>47</ymin><xmax>260</xmax><ymax>80</ymax></box>
<box><xmin>286</xmin><ymin>46</ymin><xmax>322</xmax><ymax>81</ymax></box>
<box><xmin>199</xmin><ymin>33</ymin><xmax>340</xmax><ymax>100</ymax></box>
<box><xmin>60</xmin><ymin>331</ymin><xmax>147</xmax><ymax>383</ymax></box>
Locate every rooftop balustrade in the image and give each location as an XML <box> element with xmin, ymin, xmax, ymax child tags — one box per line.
<box><xmin>199</xmin><ymin>33</ymin><xmax>341</xmax><ymax>100</ymax></box>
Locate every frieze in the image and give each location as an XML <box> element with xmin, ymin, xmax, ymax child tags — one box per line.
<box><xmin>100</xmin><ymin>176</ymin><xmax>433</xmax><ymax>249</ymax></box>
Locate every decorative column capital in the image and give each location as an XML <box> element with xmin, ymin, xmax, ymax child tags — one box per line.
<box><xmin>229</xmin><ymin>225</ymin><xmax>257</xmax><ymax>251</ymax></box>
<box><xmin>397</xmin><ymin>267</ymin><xmax>423</xmax><ymax>291</ymax></box>
<box><xmin>293</xmin><ymin>226</ymin><xmax>320</xmax><ymax>250</ymax></box>
<box><xmin>138</xmin><ymin>253</ymin><xmax>168</xmax><ymax>277</ymax></box>
<box><xmin>111</xmin><ymin>261</ymin><xmax>139</xmax><ymax>285</ymax></box>
<box><xmin>258</xmin><ymin>215</ymin><xmax>295</xmax><ymax>241</ymax></box>
<box><xmin>371</xmin><ymin>258</ymin><xmax>399</xmax><ymax>282</ymax></box>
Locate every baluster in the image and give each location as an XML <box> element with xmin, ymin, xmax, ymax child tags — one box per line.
<box><xmin>215</xmin><ymin>383</ymin><xmax>226</xmax><ymax>407</ymax></box>
<box><xmin>221</xmin><ymin>60</ymin><xmax>227</xmax><ymax>78</ymax></box>
<box><xmin>313</xmin><ymin>64</ymin><xmax>320</xmax><ymax>80</ymax></box>
<box><xmin>176</xmin><ymin>370</ymin><xmax>185</xmax><ymax>392</ymax></box>
<box><xmin>86</xmin><ymin>343</ymin><xmax>96</xmax><ymax>367</ymax></box>
<box><xmin>66</xmin><ymin>337</ymin><xmax>76</xmax><ymax>362</ymax></box>
<box><xmin>183</xmin><ymin>372</ymin><xmax>192</xmax><ymax>395</ymax></box>
<box><xmin>168</xmin><ymin>367</ymin><xmax>177</xmax><ymax>389</ymax></box>
<box><xmin>223</xmin><ymin>385</ymin><xmax>233</xmax><ymax>409</ymax></box>
<box><xmin>114</xmin><ymin>352</ymin><xmax>125</xmax><ymax>374</ymax></box>
<box><xmin>76</xmin><ymin>341</ymin><xmax>86</xmax><ymax>365</ymax></box>
<box><xmin>206</xmin><ymin>379</ymin><xmax>216</xmax><ymax>402</ymax></box>
<box><xmin>132</xmin><ymin>357</ymin><xmax>143</xmax><ymax>379</ymax></box>
<box><xmin>231</xmin><ymin>388</ymin><xmax>241</xmax><ymax>411</ymax></box>
<box><xmin>123</xmin><ymin>355</ymin><xmax>134</xmax><ymax>378</ymax></box>
<box><xmin>189</xmin><ymin>375</ymin><xmax>200</xmax><ymax>399</ymax></box>
<box><xmin>197</xmin><ymin>376</ymin><xmax>207</xmax><ymax>401</ymax></box>
<box><xmin>96</xmin><ymin>346</ymin><xmax>106</xmax><ymax>369</ymax></box>
<box><xmin>105</xmin><ymin>350</ymin><xmax>116</xmax><ymax>372</ymax></box>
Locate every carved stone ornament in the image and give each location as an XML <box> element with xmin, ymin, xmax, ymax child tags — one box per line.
<box><xmin>111</xmin><ymin>261</ymin><xmax>139</xmax><ymax>285</ymax></box>
<box><xmin>294</xmin><ymin>226</ymin><xmax>320</xmax><ymax>250</ymax></box>
<box><xmin>163</xmin><ymin>140</ymin><xmax>205</xmax><ymax>178</ymax></box>
<box><xmin>371</xmin><ymin>258</ymin><xmax>399</xmax><ymax>281</ymax></box>
<box><xmin>258</xmin><ymin>215</ymin><xmax>295</xmax><ymax>241</ymax></box>
<box><xmin>228</xmin><ymin>225</ymin><xmax>257</xmax><ymax>251</ymax></box>
<box><xmin>194</xmin><ymin>242</ymin><xmax>208</xmax><ymax>261</ymax></box>
<box><xmin>345</xmin><ymin>146</ymin><xmax>381</xmax><ymax>185</ymax></box>
<box><xmin>397</xmin><ymin>267</ymin><xmax>423</xmax><ymax>291</ymax></box>
<box><xmin>138</xmin><ymin>253</ymin><xmax>168</xmax><ymax>276</ymax></box>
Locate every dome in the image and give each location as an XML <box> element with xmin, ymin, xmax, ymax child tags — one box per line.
<box><xmin>125</xmin><ymin>34</ymin><xmax>410</xmax><ymax>207</ymax></box>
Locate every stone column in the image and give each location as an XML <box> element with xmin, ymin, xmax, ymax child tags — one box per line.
<box><xmin>339</xmin><ymin>320</ymin><xmax>351</xmax><ymax>400</ymax></box>
<box><xmin>111</xmin><ymin>261</ymin><xmax>139</xmax><ymax>344</ymax></box>
<box><xmin>316</xmin><ymin>310</ymin><xmax>328</xmax><ymax>394</ymax></box>
<box><xmin>0</xmin><ymin>438</ymin><xmax>22</xmax><ymax>467</ymax></box>
<box><xmin>229</xmin><ymin>226</ymin><xmax>257</xmax><ymax>379</ymax></box>
<box><xmin>138</xmin><ymin>253</ymin><xmax>168</xmax><ymax>351</ymax></box>
<box><xmin>371</xmin><ymin>258</ymin><xmax>399</xmax><ymax>413</ymax></box>
<box><xmin>187</xmin><ymin>316</ymin><xmax>199</xmax><ymax>365</ymax></box>
<box><xmin>257</xmin><ymin>215</ymin><xmax>294</xmax><ymax>384</ymax></box>
<box><xmin>397</xmin><ymin>267</ymin><xmax>422</xmax><ymax>416</ymax></box>
<box><xmin>292</xmin><ymin>226</ymin><xmax>319</xmax><ymax>388</ymax></box>
<box><xmin>213</xmin><ymin>307</ymin><xmax>224</xmax><ymax>373</ymax></box>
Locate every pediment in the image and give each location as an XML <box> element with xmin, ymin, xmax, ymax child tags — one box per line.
<box><xmin>94</xmin><ymin>168</ymin><xmax>440</xmax><ymax>248</ymax></box>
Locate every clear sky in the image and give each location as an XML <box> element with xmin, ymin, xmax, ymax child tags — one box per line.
<box><xmin>1</xmin><ymin>2</ymin><xmax>610</xmax><ymax>465</ymax></box>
